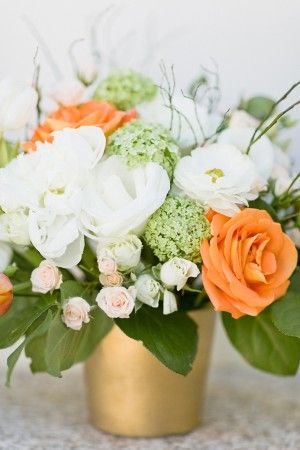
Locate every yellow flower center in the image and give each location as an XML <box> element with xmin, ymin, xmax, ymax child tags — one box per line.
<box><xmin>205</xmin><ymin>168</ymin><xmax>224</xmax><ymax>183</ymax></box>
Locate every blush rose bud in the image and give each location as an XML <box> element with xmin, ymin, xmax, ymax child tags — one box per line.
<box><xmin>62</xmin><ymin>297</ymin><xmax>91</xmax><ymax>331</ymax></box>
<box><xmin>99</xmin><ymin>272</ymin><xmax>123</xmax><ymax>287</ymax></box>
<box><xmin>0</xmin><ymin>273</ymin><xmax>13</xmax><ymax>316</ymax></box>
<box><xmin>30</xmin><ymin>260</ymin><xmax>63</xmax><ymax>294</ymax></box>
<box><xmin>96</xmin><ymin>286</ymin><xmax>136</xmax><ymax>319</ymax></box>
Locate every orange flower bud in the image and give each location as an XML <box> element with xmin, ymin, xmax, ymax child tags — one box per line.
<box><xmin>0</xmin><ymin>273</ymin><xmax>13</xmax><ymax>316</ymax></box>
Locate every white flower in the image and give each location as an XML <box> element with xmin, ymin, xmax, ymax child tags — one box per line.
<box><xmin>174</xmin><ymin>144</ymin><xmax>259</xmax><ymax>216</ymax></box>
<box><xmin>96</xmin><ymin>286</ymin><xmax>136</xmax><ymax>318</ymax></box>
<box><xmin>0</xmin><ymin>78</ymin><xmax>37</xmax><ymax>132</ymax></box>
<box><xmin>160</xmin><ymin>257</ymin><xmax>200</xmax><ymax>291</ymax></box>
<box><xmin>271</xmin><ymin>147</ymin><xmax>294</xmax><ymax>196</ymax></box>
<box><xmin>97</xmin><ymin>250</ymin><xmax>117</xmax><ymax>275</ymax></box>
<box><xmin>99</xmin><ymin>272</ymin><xmax>123</xmax><ymax>287</ymax></box>
<box><xmin>229</xmin><ymin>110</ymin><xmax>259</xmax><ymax>129</ymax></box>
<box><xmin>138</xmin><ymin>93</ymin><xmax>222</xmax><ymax>149</ymax></box>
<box><xmin>62</xmin><ymin>297</ymin><xmax>90</xmax><ymax>330</ymax></box>
<box><xmin>135</xmin><ymin>274</ymin><xmax>161</xmax><ymax>307</ymax></box>
<box><xmin>50</xmin><ymin>78</ymin><xmax>85</xmax><ymax>106</ymax></box>
<box><xmin>0</xmin><ymin>210</ymin><xmax>30</xmax><ymax>245</ymax></box>
<box><xmin>0</xmin><ymin>242</ymin><xmax>12</xmax><ymax>272</ymax></box>
<box><xmin>218</xmin><ymin>127</ymin><xmax>274</xmax><ymax>184</ymax></box>
<box><xmin>76</xmin><ymin>56</ymin><xmax>98</xmax><ymax>86</ymax></box>
<box><xmin>28</xmin><ymin>210</ymin><xmax>84</xmax><ymax>268</ymax></box>
<box><xmin>31</xmin><ymin>259</ymin><xmax>62</xmax><ymax>294</ymax></box>
<box><xmin>163</xmin><ymin>290</ymin><xmax>178</xmax><ymax>315</ymax></box>
<box><xmin>81</xmin><ymin>156</ymin><xmax>170</xmax><ymax>238</ymax></box>
<box><xmin>97</xmin><ymin>235</ymin><xmax>142</xmax><ymax>271</ymax></box>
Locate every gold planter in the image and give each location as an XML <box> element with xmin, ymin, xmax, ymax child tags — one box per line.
<box><xmin>85</xmin><ymin>307</ymin><xmax>215</xmax><ymax>437</ymax></box>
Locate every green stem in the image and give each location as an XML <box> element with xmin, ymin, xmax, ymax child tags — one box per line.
<box><xmin>13</xmin><ymin>281</ymin><xmax>32</xmax><ymax>293</ymax></box>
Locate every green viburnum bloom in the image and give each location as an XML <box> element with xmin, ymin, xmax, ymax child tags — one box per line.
<box><xmin>93</xmin><ymin>69</ymin><xmax>157</xmax><ymax>110</ymax></box>
<box><xmin>107</xmin><ymin>119</ymin><xmax>179</xmax><ymax>177</ymax></box>
<box><xmin>143</xmin><ymin>196</ymin><xmax>211</xmax><ymax>263</ymax></box>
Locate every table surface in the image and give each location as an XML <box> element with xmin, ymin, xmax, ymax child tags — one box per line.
<box><xmin>0</xmin><ymin>322</ymin><xmax>299</xmax><ymax>450</ymax></box>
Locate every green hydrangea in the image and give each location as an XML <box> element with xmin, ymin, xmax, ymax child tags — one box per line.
<box><xmin>107</xmin><ymin>119</ymin><xmax>179</xmax><ymax>177</ymax></box>
<box><xmin>93</xmin><ymin>69</ymin><xmax>157</xmax><ymax>110</ymax></box>
<box><xmin>144</xmin><ymin>196</ymin><xmax>211</xmax><ymax>263</ymax></box>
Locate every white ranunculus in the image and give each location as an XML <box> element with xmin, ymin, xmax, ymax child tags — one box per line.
<box><xmin>0</xmin><ymin>78</ymin><xmax>38</xmax><ymax>132</ymax></box>
<box><xmin>135</xmin><ymin>274</ymin><xmax>161</xmax><ymax>307</ymax></box>
<box><xmin>174</xmin><ymin>144</ymin><xmax>260</xmax><ymax>216</ymax></box>
<box><xmin>138</xmin><ymin>94</ymin><xmax>222</xmax><ymax>149</ymax></box>
<box><xmin>218</xmin><ymin>127</ymin><xmax>274</xmax><ymax>184</ymax></box>
<box><xmin>96</xmin><ymin>286</ymin><xmax>136</xmax><ymax>318</ymax></box>
<box><xmin>229</xmin><ymin>110</ymin><xmax>259</xmax><ymax>129</ymax></box>
<box><xmin>81</xmin><ymin>156</ymin><xmax>170</xmax><ymax>238</ymax></box>
<box><xmin>50</xmin><ymin>78</ymin><xmax>85</xmax><ymax>106</ymax></box>
<box><xmin>163</xmin><ymin>290</ymin><xmax>178</xmax><ymax>315</ymax></box>
<box><xmin>28</xmin><ymin>210</ymin><xmax>84</xmax><ymax>268</ymax></box>
<box><xmin>97</xmin><ymin>235</ymin><xmax>142</xmax><ymax>271</ymax></box>
<box><xmin>31</xmin><ymin>260</ymin><xmax>62</xmax><ymax>294</ymax></box>
<box><xmin>0</xmin><ymin>210</ymin><xmax>30</xmax><ymax>245</ymax></box>
<box><xmin>0</xmin><ymin>242</ymin><xmax>13</xmax><ymax>272</ymax></box>
<box><xmin>62</xmin><ymin>297</ymin><xmax>91</xmax><ymax>330</ymax></box>
<box><xmin>160</xmin><ymin>257</ymin><xmax>200</xmax><ymax>291</ymax></box>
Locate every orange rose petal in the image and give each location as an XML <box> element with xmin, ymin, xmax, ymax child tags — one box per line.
<box><xmin>268</xmin><ymin>234</ymin><xmax>298</xmax><ymax>287</ymax></box>
<box><xmin>261</xmin><ymin>251</ymin><xmax>277</xmax><ymax>275</ymax></box>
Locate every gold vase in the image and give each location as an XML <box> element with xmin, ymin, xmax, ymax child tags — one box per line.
<box><xmin>85</xmin><ymin>307</ymin><xmax>215</xmax><ymax>437</ymax></box>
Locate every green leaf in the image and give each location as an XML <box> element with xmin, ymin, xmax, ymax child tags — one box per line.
<box><xmin>222</xmin><ymin>309</ymin><xmax>300</xmax><ymax>375</ymax></box>
<box><xmin>243</xmin><ymin>96</ymin><xmax>275</xmax><ymax>120</ymax></box>
<box><xmin>272</xmin><ymin>292</ymin><xmax>300</xmax><ymax>339</ymax></box>
<box><xmin>115</xmin><ymin>307</ymin><xmax>198</xmax><ymax>375</ymax></box>
<box><xmin>289</xmin><ymin>267</ymin><xmax>300</xmax><ymax>292</ymax></box>
<box><xmin>248</xmin><ymin>198</ymin><xmax>278</xmax><ymax>221</ymax></box>
<box><xmin>60</xmin><ymin>280</ymin><xmax>86</xmax><ymax>300</ymax></box>
<box><xmin>44</xmin><ymin>308</ymin><xmax>112</xmax><ymax>377</ymax></box>
<box><xmin>25</xmin><ymin>332</ymin><xmax>48</xmax><ymax>373</ymax></box>
<box><xmin>6</xmin><ymin>311</ymin><xmax>53</xmax><ymax>386</ymax></box>
<box><xmin>0</xmin><ymin>295</ymin><xmax>56</xmax><ymax>349</ymax></box>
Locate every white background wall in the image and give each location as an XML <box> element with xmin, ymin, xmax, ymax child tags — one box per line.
<box><xmin>0</xmin><ymin>0</ymin><xmax>300</xmax><ymax>161</ymax></box>
<box><xmin>0</xmin><ymin>0</ymin><xmax>299</xmax><ymax>374</ymax></box>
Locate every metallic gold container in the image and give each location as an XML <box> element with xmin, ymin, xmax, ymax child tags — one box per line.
<box><xmin>85</xmin><ymin>307</ymin><xmax>215</xmax><ymax>437</ymax></box>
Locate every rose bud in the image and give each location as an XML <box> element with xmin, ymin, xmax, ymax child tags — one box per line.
<box><xmin>62</xmin><ymin>297</ymin><xmax>91</xmax><ymax>331</ymax></box>
<box><xmin>31</xmin><ymin>260</ymin><xmax>62</xmax><ymax>294</ymax></box>
<box><xmin>0</xmin><ymin>273</ymin><xmax>13</xmax><ymax>316</ymax></box>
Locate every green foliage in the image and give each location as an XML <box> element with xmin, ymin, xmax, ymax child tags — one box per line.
<box><xmin>6</xmin><ymin>310</ymin><xmax>53</xmax><ymax>386</ymax></box>
<box><xmin>241</xmin><ymin>96</ymin><xmax>275</xmax><ymax>121</ymax></box>
<box><xmin>222</xmin><ymin>309</ymin><xmax>300</xmax><ymax>375</ymax></box>
<box><xmin>0</xmin><ymin>294</ymin><xmax>56</xmax><ymax>349</ymax></box>
<box><xmin>116</xmin><ymin>306</ymin><xmax>198</xmax><ymax>375</ymax></box>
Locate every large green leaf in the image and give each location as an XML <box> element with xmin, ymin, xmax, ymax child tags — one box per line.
<box><xmin>44</xmin><ymin>308</ymin><xmax>112</xmax><ymax>377</ymax></box>
<box><xmin>115</xmin><ymin>307</ymin><xmax>198</xmax><ymax>375</ymax></box>
<box><xmin>222</xmin><ymin>309</ymin><xmax>300</xmax><ymax>375</ymax></box>
<box><xmin>25</xmin><ymin>332</ymin><xmax>48</xmax><ymax>373</ymax></box>
<box><xmin>6</xmin><ymin>310</ymin><xmax>53</xmax><ymax>386</ymax></box>
<box><xmin>272</xmin><ymin>292</ymin><xmax>300</xmax><ymax>339</ymax></box>
<box><xmin>0</xmin><ymin>295</ymin><xmax>56</xmax><ymax>349</ymax></box>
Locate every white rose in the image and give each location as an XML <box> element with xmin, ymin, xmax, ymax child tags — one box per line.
<box><xmin>97</xmin><ymin>250</ymin><xmax>117</xmax><ymax>275</ymax></box>
<box><xmin>50</xmin><ymin>78</ymin><xmax>85</xmax><ymax>106</ymax></box>
<box><xmin>81</xmin><ymin>156</ymin><xmax>170</xmax><ymax>238</ymax></box>
<box><xmin>135</xmin><ymin>274</ymin><xmax>161</xmax><ymax>307</ymax></box>
<box><xmin>99</xmin><ymin>272</ymin><xmax>123</xmax><ymax>287</ymax></box>
<box><xmin>0</xmin><ymin>78</ymin><xmax>38</xmax><ymax>132</ymax></box>
<box><xmin>97</xmin><ymin>235</ymin><xmax>142</xmax><ymax>271</ymax></box>
<box><xmin>62</xmin><ymin>297</ymin><xmax>91</xmax><ymax>330</ymax></box>
<box><xmin>218</xmin><ymin>126</ymin><xmax>274</xmax><ymax>185</ymax></box>
<box><xmin>31</xmin><ymin>260</ymin><xmax>62</xmax><ymax>294</ymax></box>
<box><xmin>28</xmin><ymin>210</ymin><xmax>84</xmax><ymax>268</ymax></box>
<box><xmin>0</xmin><ymin>242</ymin><xmax>12</xmax><ymax>272</ymax></box>
<box><xmin>229</xmin><ymin>110</ymin><xmax>259</xmax><ymax>129</ymax></box>
<box><xmin>163</xmin><ymin>289</ymin><xmax>178</xmax><ymax>315</ymax></box>
<box><xmin>138</xmin><ymin>94</ymin><xmax>222</xmax><ymax>149</ymax></box>
<box><xmin>96</xmin><ymin>286</ymin><xmax>136</xmax><ymax>318</ymax></box>
<box><xmin>160</xmin><ymin>257</ymin><xmax>200</xmax><ymax>291</ymax></box>
<box><xmin>0</xmin><ymin>210</ymin><xmax>30</xmax><ymax>245</ymax></box>
<box><xmin>174</xmin><ymin>144</ymin><xmax>260</xmax><ymax>217</ymax></box>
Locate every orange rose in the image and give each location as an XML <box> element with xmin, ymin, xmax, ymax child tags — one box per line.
<box><xmin>0</xmin><ymin>273</ymin><xmax>13</xmax><ymax>316</ymax></box>
<box><xmin>200</xmin><ymin>208</ymin><xmax>298</xmax><ymax>318</ymax></box>
<box><xmin>22</xmin><ymin>100</ymin><xmax>137</xmax><ymax>152</ymax></box>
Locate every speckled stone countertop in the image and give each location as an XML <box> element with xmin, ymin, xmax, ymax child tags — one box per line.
<box><xmin>0</xmin><ymin>321</ymin><xmax>299</xmax><ymax>450</ymax></box>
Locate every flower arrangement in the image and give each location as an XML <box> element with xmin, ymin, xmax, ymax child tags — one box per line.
<box><xmin>0</xmin><ymin>46</ymin><xmax>300</xmax><ymax>386</ymax></box>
